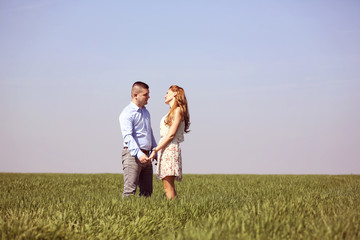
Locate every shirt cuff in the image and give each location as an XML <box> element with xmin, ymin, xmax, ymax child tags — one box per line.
<box><xmin>136</xmin><ymin>151</ymin><xmax>144</xmax><ymax>159</ymax></box>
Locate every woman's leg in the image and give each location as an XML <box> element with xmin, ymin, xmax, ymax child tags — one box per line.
<box><xmin>162</xmin><ymin>176</ymin><xmax>177</xmax><ymax>199</ymax></box>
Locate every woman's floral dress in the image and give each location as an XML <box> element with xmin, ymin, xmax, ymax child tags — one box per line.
<box><xmin>156</xmin><ymin>114</ymin><xmax>185</xmax><ymax>181</ymax></box>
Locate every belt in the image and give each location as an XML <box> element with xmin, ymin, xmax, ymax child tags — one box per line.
<box><xmin>123</xmin><ymin>147</ymin><xmax>151</xmax><ymax>156</ymax></box>
<box><xmin>141</xmin><ymin>149</ymin><xmax>151</xmax><ymax>156</ymax></box>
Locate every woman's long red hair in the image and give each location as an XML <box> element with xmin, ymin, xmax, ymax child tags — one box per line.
<box><xmin>165</xmin><ymin>85</ymin><xmax>190</xmax><ymax>133</ymax></box>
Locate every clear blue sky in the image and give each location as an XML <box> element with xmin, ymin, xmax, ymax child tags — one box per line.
<box><xmin>1</xmin><ymin>0</ymin><xmax>359</xmax><ymax>174</ymax></box>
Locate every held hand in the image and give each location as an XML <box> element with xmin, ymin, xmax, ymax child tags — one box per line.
<box><xmin>149</xmin><ymin>151</ymin><xmax>156</xmax><ymax>161</ymax></box>
<box><xmin>139</xmin><ymin>154</ymin><xmax>150</xmax><ymax>164</ymax></box>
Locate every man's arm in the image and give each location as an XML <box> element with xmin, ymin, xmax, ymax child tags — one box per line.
<box><xmin>119</xmin><ymin>112</ymin><xmax>145</xmax><ymax>159</ymax></box>
<box><xmin>150</xmin><ymin>128</ymin><xmax>157</xmax><ymax>150</ymax></box>
<box><xmin>150</xmin><ymin>128</ymin><xmax>158</xmax><ymax>160</ymax></box>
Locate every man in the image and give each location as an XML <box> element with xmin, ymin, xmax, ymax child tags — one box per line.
<box><xmin>119</xmin><ymin>81</ymin><xmax>157</xmax><ymax>197</ymax></box>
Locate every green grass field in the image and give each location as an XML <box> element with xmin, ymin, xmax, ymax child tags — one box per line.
<box><xmin>1</xmin><ymin>173</ymin><xmax>359</xmax><ymax>239</ymax></box>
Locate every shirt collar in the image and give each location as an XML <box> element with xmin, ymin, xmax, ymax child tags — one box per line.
<box><xmin>130</xmin><ymin>102</ymin><xmax>146</xmax><ymax>111</ymax></box>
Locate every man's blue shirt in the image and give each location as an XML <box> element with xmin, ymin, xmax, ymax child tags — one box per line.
<box><xmin>119</xmin><ymin>102</ymin><xmax>157</xmax><ymax>158</ymax></box>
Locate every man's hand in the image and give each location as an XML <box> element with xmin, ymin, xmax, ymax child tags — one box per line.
<box><xmin>139</xmin><ymin>154</ymin><xmax>150</xmax><ymax>164</ymax></box>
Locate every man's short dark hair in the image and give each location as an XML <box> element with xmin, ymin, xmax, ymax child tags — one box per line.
<box><xmin>132</xmin><ymin>81</ymin><xmax>149</xmax><ymax>90</ymax></box>
<box><xmin>131</xmin><ymin>81</ymin><xmax>149</xmax><ymax>97</ymax></box>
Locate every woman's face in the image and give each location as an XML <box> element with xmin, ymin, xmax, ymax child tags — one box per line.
<box><xmin>165</xmin><ymin>89</ymin><xmax>176</xmax><ymax>105</ymax></box>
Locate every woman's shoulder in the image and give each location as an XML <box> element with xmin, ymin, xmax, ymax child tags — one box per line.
<box><xmin>174</xmin><ymin>107</ymin><xmax>185</xmax><ymax>120</ymax></box>
<box><xmin>176</xmin><ymin>107</ymin><xmax>186</xmax><ymax>121</ymax></box>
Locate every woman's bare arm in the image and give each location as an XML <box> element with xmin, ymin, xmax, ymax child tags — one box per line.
<box><xmin>149</xmin><ymin>107</ymin><xmax>182</xmax><ymax>159</ymax></box>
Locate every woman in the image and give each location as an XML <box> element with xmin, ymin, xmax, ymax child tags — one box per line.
<box><xmin>149</xmin><ymin>85</ymin><xmax>190</xmax><ymax>199</ymax></box>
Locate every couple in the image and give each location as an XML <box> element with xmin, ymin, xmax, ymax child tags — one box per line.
<box><xmin>119</xmin><ymin>81</ymin><xmax>190</xmax><ymax>200</ymax></box>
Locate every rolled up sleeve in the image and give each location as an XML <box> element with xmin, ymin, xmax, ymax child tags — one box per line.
<box><xmin>119</xmin><ymin>112</ymin><xmax>142</xmax><ymax>158</ymax></box>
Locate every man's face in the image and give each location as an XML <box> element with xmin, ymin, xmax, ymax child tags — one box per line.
<box><xmin>136</xmin><ymin>88</ymin><xmax>150</xmax><ymax>107</ymax></box>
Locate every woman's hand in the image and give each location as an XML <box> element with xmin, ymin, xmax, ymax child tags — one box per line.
<box><xmin>149</xmin><ymin>148</ymin><xmax>157</xmax><ymax>161</ymax></box>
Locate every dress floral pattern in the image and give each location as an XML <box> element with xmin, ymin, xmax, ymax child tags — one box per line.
<box><xmin>156</xmin><ymin>114</ymin><xmax>185</xmax><ymax>181</ymax></box>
